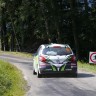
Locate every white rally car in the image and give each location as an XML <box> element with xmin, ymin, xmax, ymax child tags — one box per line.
<box><xmin>33</xmin><ymin>43</ymin><xmax>77</xmax><ymax>78</ymax></box>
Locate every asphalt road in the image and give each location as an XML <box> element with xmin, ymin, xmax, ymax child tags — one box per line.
<box><xmin>0</xmin><ymin>54</ymin><xmax>96</xmax><ymax>96</ymax></box>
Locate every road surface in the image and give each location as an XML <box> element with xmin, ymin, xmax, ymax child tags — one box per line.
<box><xmin>0</xmin><ymin>54</ymin><xmax>96</xmax><ymax>96</ymax></box>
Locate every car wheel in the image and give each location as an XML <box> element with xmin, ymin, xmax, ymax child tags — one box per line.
<box><xmin>73</xmin><ymin>73</ymin><xmax>77</xmax><ymax>77</ymax></box>
<box><xmin>37</xmin><ymin>71</ymin><xmax>42</xmax><ymax>78</ymax></box>
<box><xmin>33</xmin><ymin>69</ymin><xmax>37</xmax><ymax>75</ymax></box>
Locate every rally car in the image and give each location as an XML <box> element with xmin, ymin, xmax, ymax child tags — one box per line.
<box><xmin>33</xmin><ymin>43</ymin><xmax>77</xmax><ymax>78</ymax></box>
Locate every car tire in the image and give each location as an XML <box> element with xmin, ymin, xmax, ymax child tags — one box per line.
<box><xmin>73</xmin><ymin>73</ymin><xmax>77</xmax><ymax>77</ymax></box>
<box><xmin>33</xmin><ymin>69</ymin><xmax>37</xmax><ymax>75</ymax></box>
<box><xmin>37</xmin><ymin>71</ymin><xmax>42</xmax><ymax>78</ymax></box>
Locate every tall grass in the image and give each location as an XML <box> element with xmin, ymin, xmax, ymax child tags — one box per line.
<box><xmin>78</xmin><ymin>61</ymin><xmax>96</xmax><ymax>73</ymax></box>
<box><xmin>0</xmin><ymin>51</ymin><xmax>32</xmax><ymax>58</ymax></box>
<box><xmin>0</xmin><ymin>60</ymin><xmax>27</xmax><ymax>96</ymax></box>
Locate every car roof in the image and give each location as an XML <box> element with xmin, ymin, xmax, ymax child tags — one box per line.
<box><xmin>41</xmin><ymin>43</ymin><xmax>70</xmax><ymax>48</ymax></box>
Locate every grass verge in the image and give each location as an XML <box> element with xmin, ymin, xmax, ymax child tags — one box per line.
<box><xmin>0</xmin><ymin>60</ymin><xmax>27</xmax><ymax>96</ymax></box>
<box><xmin>78</xmin><ymin>61</ymin><xmax>96</xmax><ymax>73</ymax></box>
<box><xmin>0</xmin><ymin>51</ymin><xmax>32</xmax><ymax>58</ymax></box>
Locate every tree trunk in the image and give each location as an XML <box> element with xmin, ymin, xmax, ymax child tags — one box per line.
<box><xmin>10</xmin><ymin>15</ymin><xmax>21</xmax><ymax>52</ymax></box>
<box><xmin>40</xmin><ymin>1</ymin><xmax>51</xmax><ymax>43</ymax></box>
<box><xmin>45</xmin><ymin>20</ymin><xmax>51</xmax><ymax>43</ymax></box>
<box><xmin>1</xmin><ymin>7</ymin><xmax>9</xmax><ymax>51</ymax></box>
<box><xmin>57</xmin><ymin>28</ymin><xmax>61</xmax><ymax>43</ymax></box>
<box><xmin>70</xmin><ymin>0</ymin><xmax>79</xmax><ymax>59</ymax></box>
<box><xmin>1</xmin><ymin>7</ymin><xmax>5</xmax><ymax>51</ymax></box>
<box><xmin>10</xmin><ymin>31</ymin><xmax>15</xmax><ymax>51</ymax></box>
<box><xmin>1</xmin><ymin>29</ymin><xmax>4</xmax><ymax>51</ymax></box>
<box><xmin>84</xmin><ymin>0</ymin><xmax>89</xmax><ymax>18</ymax></box>
<box><xmin>57</xmin><ymin>0</ymin><xmax>63</xmax><ymax>44</ymax></box>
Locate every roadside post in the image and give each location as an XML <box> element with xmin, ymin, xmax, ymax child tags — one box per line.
<box><xmin>89</xmin><ymin>52</ymin><xmax>96</xmax><ymax>64</ymax></box>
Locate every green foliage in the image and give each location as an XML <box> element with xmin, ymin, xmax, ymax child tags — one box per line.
<box><xmin>0</xmin><ymin>73</ymin><xmax>11</xmax><ymax>95</ymax></box>
<box><xmin>0</xmin><ymin>51</ymin><xmax>32</xmax><ymax>58</ymax></box>
<box><xmin>78</xmin><ymin>61</ymin><xmax>96</xmax><ymax>73</ymax></box>
<box><xmin>0</xmin><ymin>0</ymin><xmax>96</xmax><ymax>60</ymax></box>
<box><xmin>0</xmin><ymin>60</ymin><xmax>26</xmax><ymax>96</ymax></box>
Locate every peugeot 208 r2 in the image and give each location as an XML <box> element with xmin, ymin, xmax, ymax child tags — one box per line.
<box><xmin>33</xmin><ymin>44</ymin><xmax>77</xmax><ymax>78</ymax></box>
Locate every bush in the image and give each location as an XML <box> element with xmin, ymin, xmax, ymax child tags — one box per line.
<box><xmin>0</xmin><ymin>60</ymin><xmax>26</xmax><ymax>96</ymax></box>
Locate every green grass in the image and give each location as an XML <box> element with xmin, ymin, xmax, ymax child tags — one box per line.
<box><xmin>0</xmin><ymin>60</ymin><xmax>27</xmax><ymax>96</ymax></box>
<box><xmin>0</xmin><ymin>51</ymin><xmax>32</xmax><ymax>58</ymax></box>
<box><xmin>78</xmin><ymin>61</ymin><xmax>96</xmax><ymax>73</ymax></box>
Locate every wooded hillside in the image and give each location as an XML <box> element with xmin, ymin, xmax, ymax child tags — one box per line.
<box><xmin>0</xmin><ymin>0</ymin><xmax>96</xmax><ymax>61</ymax></box>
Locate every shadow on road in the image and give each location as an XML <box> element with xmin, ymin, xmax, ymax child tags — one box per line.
<box><xmin>77</xmin><ymin>73</ymin><xmax>95</xmax><ymax>78</ymax></box>
<box><xmin>39</xmin><ymin>74</ymin><xmax>77</xmax><ymax>78</ymax></box>
<box><xmin>39</xmin><ymin>72</ymin><xmax>95</xmax><ymax>78</ymax></box>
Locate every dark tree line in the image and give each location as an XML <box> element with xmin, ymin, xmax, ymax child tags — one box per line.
<box><xmin>0</xmin><ymin>0</ymin><xmax>96</xmax><ymax>61</ymax></box>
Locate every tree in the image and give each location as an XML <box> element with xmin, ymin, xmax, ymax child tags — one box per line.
<box><xmin>69</xmin><ymin>0</ymin><xmax>79</xmax><ymax>59</ymax></box>
<box><xmin>0</xmin><ymin>2</ymin><xmax>9</xmax><ymax>51</ymax></box>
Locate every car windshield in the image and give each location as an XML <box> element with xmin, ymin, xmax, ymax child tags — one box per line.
<box><xmin>42</xmin><ymin>47</ymin><xmax>72</xmax><ymax>56</ymax></box>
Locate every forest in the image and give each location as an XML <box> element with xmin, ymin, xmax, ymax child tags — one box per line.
<box><xmin>0</xmin><ymin>0</ymin><xmax>96</xmax><ymax>61</ymax></box>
